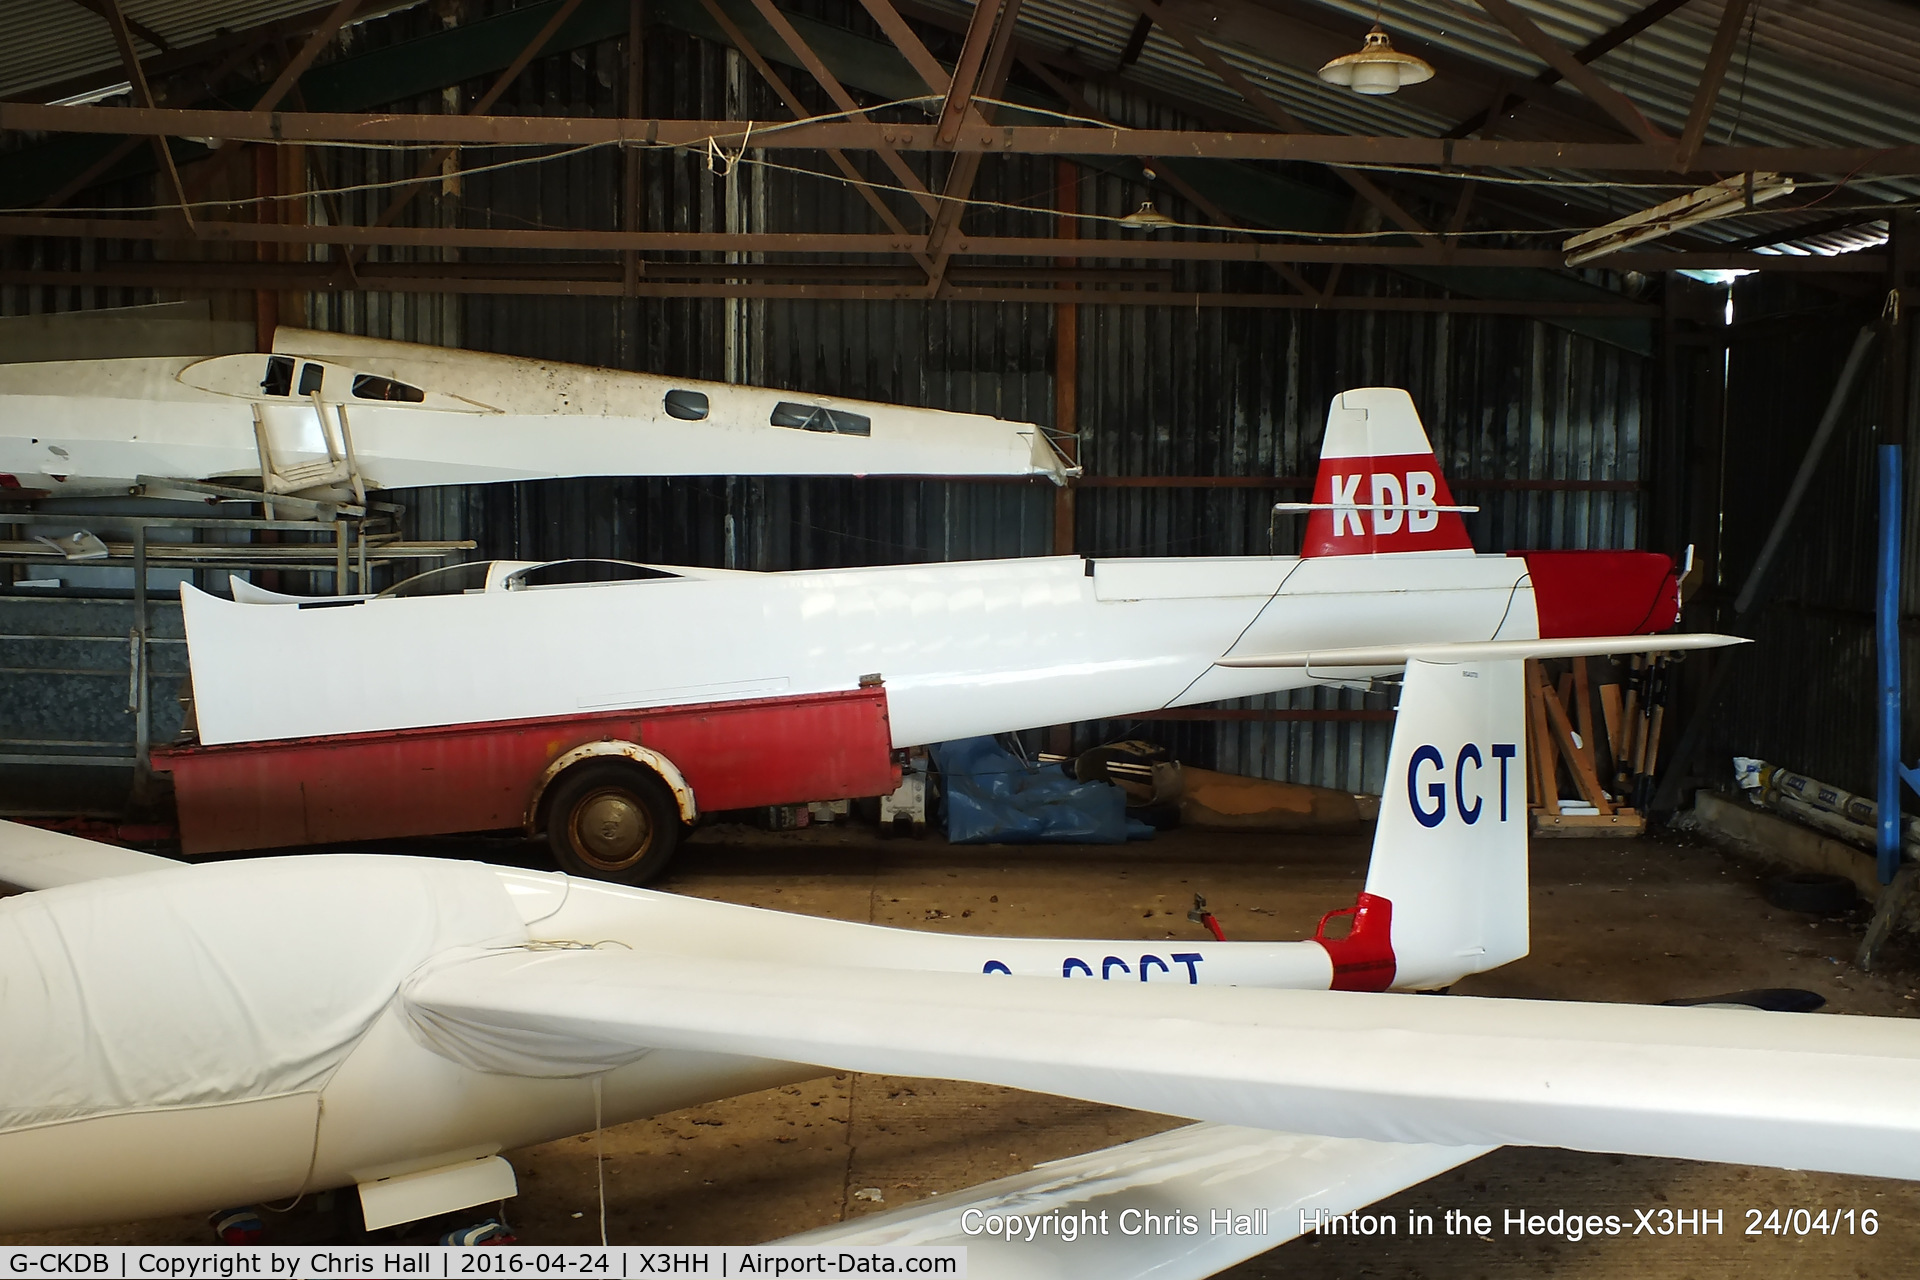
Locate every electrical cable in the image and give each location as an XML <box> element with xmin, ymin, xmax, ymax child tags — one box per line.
<box><xmin>11</xmin><ymin>84</ymin><xmax>1912</xmax><ymax>245</ymax></box>
<box><xmin>592</xmin><ymin>1075</ymin><xmax>608</xmax><ymax>1249</ymax></box>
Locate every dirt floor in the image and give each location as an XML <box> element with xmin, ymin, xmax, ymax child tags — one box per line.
<box><xmin>9</xmin><ymin>819</ymin><xmax>1920</xmax><ymax>1277</ymax></box>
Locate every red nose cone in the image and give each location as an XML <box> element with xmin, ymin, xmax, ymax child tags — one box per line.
<box><xmin>1515</xmin><ymin>551</ymin><xmax>1680</xmax><ymax>638</ymax></box>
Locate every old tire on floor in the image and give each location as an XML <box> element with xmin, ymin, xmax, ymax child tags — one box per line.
<box><xmin>545</xmin><ymin>761</ymin><xmax>682</xmax><ymax>885</ymax></box>
<box><xmin>1764</xmin><ymin>871</ymin><xmax>1857</xmax><ymax>915</ymax></box>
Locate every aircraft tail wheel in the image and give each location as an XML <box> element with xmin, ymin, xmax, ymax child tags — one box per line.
<box><xmin>546</xmin><ymin>761</ymin><xmax>682</xmax><ymax>885</ymax></box>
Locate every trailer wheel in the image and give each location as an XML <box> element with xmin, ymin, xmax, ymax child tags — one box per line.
<box><xmin>545</xmin><ymin>762</ymin><xmax>682</xmax><ymax>885</ymax></box>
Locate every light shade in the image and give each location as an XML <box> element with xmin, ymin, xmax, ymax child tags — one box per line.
<box><xmin>1119</xmin><ymin>200</ymin><xmax>1175</xmax><ymax>231</ymax></box>
<box><xmin>1318</xmin><ymin>26</ymin><xmax>1434</xmax><ymax>96</ymax></box>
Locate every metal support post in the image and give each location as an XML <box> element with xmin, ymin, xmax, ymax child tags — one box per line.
<box><xmin>1879</xmin><ymin>443</ymin><xmax>1905</xmax><ymax>884</ymax></box>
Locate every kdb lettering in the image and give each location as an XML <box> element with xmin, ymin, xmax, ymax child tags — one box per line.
<box><xmin>1408</xmin><ymin>742</ymin><xmax>1517</xmax><ymax>828</ymax></box>
<box><xmin>1329</xmin><ymin>471</ymin><xmax>1441</xmax><ymax>536</ymax></box>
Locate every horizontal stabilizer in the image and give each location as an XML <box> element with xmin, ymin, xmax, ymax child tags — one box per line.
<box><xmin>780</xmin><ymin>1122</ymin><xmax>1488</xmax><ymax>1279</ymax></box>
<box><xmin>1274</xmin><ymin>501</ymin><xmax>1479</xmax><ymax>515</ymax></box>
<box><xmin>404</xmin><ymin>947</ymin><xmax>1920</xmax><ymax>1181</ymax></box>
<box><xmin>1215</xmin><ymin>632</ymin><xmax>1746</xmax><ymax>669</ymax></box>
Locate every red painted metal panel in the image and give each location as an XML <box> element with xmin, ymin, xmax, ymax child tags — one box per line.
<box><xmin>1514</xmin><ymin>550</ymin><xmax>1680</xmax><ymax>637</ymax></box>
<box><xmin>151</xmin><ymin>688</ymin><xmax>898</xmax><ymax>855</ymax></box>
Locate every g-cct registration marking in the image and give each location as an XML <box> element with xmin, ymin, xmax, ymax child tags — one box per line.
<box><xmin>1408</xmin><ymin>742</ymin><xmax>1517</xmax><ymax>828</ymax></box>
<box><xmin>981</xmin><ymin>953</ymin><xmax>1207</xmax><ymax>982</ymax></box>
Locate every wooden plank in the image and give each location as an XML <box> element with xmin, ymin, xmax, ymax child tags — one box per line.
<box><xmin>1571</xmin><ymin>657</ymin><xmax>1600</xmax><ymax>785</ymax></box>
<box><xmin>1598</xmin><ymin>679</ymin><xmax>1625</xmax><ymax>778</ymax></box>
<box><xmin>1533</xmin><ymin>811</ymin><xmax>1646</xmax><ymax>837</ymax></box>
<box><xmin>1533</xmin><ymin>660</ymin><xmax>1614</xmax><ymax>814</ymax></box>
<box><xmin>1526</xmin><ymin>660</ymin><xmax>1560</xmax><ymax>816</ymax></box>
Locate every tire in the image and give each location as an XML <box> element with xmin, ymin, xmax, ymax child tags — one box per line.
<box><xmin>544</xmin><ymin>761</ymin><xmax>682</xmax><ymax>885</ymax></box>
<box><xmin>1763</xmin><ymin>871</ymin><xmax>1857</xmax><ymax>915</ymax></box>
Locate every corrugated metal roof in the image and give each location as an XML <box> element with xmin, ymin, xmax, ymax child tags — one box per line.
<box><xmin>7</xmin><ymin>0</ymin><xmax>1911</xmax><ymax>253</ymax></box>
<box><xmin>917</xmin><ymin>0</ymin><xmax>1919</xmax><ymax>253</ymax></box>
<box><xmin>0</xmin><ymin>0</ymin><xmax>421</xmax><ymax>102</ymax></box>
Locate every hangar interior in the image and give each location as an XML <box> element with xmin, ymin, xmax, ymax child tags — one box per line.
<box><xmin>2</xmin><ymin>0</ymin><xmax>1920</xmax><ymax>1273</ymax></box>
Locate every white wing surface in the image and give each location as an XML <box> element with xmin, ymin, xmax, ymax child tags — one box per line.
<box><xmin>403</xmin><ymin>948</ymin><xmax>1920</xmax><ymax>1180</ymax></box>
<box><xmin>779</xmin><ymin>1122</ymin><xmax>1488</xmax><ymax>1279</ymax></box>
<box><xmin>0</xmin><ymin>819</ymin><xmax>182</xmax><ymax>891</ymax></box>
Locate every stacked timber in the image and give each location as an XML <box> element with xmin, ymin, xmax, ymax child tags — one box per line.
<box><xmin>1524</xmin><ymin>653</ymin><xmax>1673</xmax><ymax>837</ymax></box>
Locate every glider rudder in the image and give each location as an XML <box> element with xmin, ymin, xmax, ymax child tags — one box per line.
<box><xmin>1301</xmin><ymin>389</ymin><xmax>1475</xmax><ymax>558</ymax></box>
<box><xmin>1314</xmin><ymin>657</ymin><xmax>1530</xmax><ymax>991</ymax></box>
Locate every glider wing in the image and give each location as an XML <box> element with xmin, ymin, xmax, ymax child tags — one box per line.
<box><xmin>777</xmin><ymin>1121</ymin><xmax>1488</xmax><ymax>1279</ymax></box>
<box><xmin>0</xmin><ymin>820</ymin><xmax>182</xmax><ymax>892</ymax></box>
<box><xmin>402</xmin><ymin>947</ymin><xmax>1920</xmax><ymax>1181</ymax></box>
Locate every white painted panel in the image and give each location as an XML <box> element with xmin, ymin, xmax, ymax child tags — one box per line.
<box><xmin>358</xmin><ymin>1155</ymin><xmax>518</xmax><ymax>1230</ymax></box>
<box><xmin>179</xmin><ymin>553</ymin><xmax>1555</xmax><ymax>748</ymax></box>
<box><xmin>1091</xmin><ymin>557</ymin><xmax>1292</xmax><ymax>602</ymax></box>
<box><xmin>0</xmin><ymin>1093</ymin><xmax>318</xmax><ymax>1233</ymax></box>
<box><xmin>781</xmin><ymin>1123</ymin><xmax>1488</xmax><ymax>1280</ymax></box>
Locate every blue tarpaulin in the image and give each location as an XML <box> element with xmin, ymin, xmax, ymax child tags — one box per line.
<box><xmin>929</xmin><ymin>737</ymin><xmax>1153</xmax><ymax>845</ymax></box>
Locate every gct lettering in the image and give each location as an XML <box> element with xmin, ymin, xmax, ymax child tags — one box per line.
<box><xmin>1408</xmin><ymin>742</ymin><xmax>1518</xmax><ymax>827</ymax></box>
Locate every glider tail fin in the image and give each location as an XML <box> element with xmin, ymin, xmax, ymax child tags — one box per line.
<box><xmin>1300</xmin><ymin>388</ymin><xmax>1474</xmax><ymax>557</ymax></box>
<box><xmin>1314</xmin><ymin>657</ymin><xmax>1529</xmax><ymax>991</ymax></box>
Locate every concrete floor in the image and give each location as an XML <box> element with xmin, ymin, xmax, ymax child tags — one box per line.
<box><xmin>9</xmin><ymin>820</ymin><xmax>1920</xmax><ymax>1276</ymax></box>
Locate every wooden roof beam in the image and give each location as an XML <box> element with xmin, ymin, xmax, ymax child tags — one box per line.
<box><xmin>1021</xmin><ymin>56</ymin><xmax>1322</xmax><ymax>298</ymax></box>
<box><xmin>92</xmin><ymin>0</ymin><xmax>193</xmax><ymax>231</ymax></box>
<box><xmin>852</xmin><ymin>0</ymin><xmax>950</xmax><ymax>94</ymax></box>
<box><xmin>1447</xmin><ymin>0</ymin><xmax>1696</xmax><ymax>138</ymax></box>
<box><xmin>1672</xmin><ymin>0</ymin><xmax>1753</xmax><ymax>171</ymax></box>
<box><xmin>735</xmin><ymin>0</ymin><xmax>941</xmax><ymax>220</ymax></box>
<box><xmin>1475</xmin><ymin>0</ymin><xmax>1669</xmax><ymax>144</ymax></box>
<box><xmin>696</xmin><ymin>0</ymin><xmax>935</xmax><ymax>262</ymax></box>
<box><xmin>0</xmin><ymin>213</ymin><xmax>1884</xmax><ymax>272</ymax></box>
<box><xmin>1126</xmin><ymin>0</ymin><xmax>1427</xmax><ymax>236</ymax></box>
<box><xmin>61</xmin><ymin>0</ymin><xmax>171</xmax><ymax>55</ymax></box>
<box><xmin>923</xmin><ymin>0</ymin><xmax>1024</xmax><ymax>294</ymax></box>
<box><xmin>17</xmin><ymin>105</ymin><xmax>1920</xmax><ymax>177</ymax></box>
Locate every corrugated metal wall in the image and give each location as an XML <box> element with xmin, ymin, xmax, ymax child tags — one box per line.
<box><xmin>3</xmin><ymin>1</ymin><xmax>1656</xmax><ymax>800</ymax></box>
<box><xmin>1692</xmin><ymin>273</ymin><xmax>1914</xmax><ymax>799</ymax></box>
<box><xmin>305</xmin><ymin>2</ymin><xmax>1652</xmax><ymax>795</ymax></box>
<box><xmin>1071</xmin><ymin>300</ymin><xmax>1646</xmax><ymax>791</ymax></box>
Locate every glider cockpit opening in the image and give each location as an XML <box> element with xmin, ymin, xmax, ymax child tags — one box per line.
<box><xmin>501</xmin><ymin>561</ymin><xmax>683</xmax><ymax>592</ymax></box>
<box><xmin>373</xmin><ymin>560</ymin><xmax>685</xmax><ymax>601</ymax></box>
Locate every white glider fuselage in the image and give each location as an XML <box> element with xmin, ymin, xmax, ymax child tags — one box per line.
<box><xmin>181</xmin><ymin>552</ymin><xmax>1539</xmax><ymax>747</ymax></box>
<box><xmin>177</xmin><ymin>385</ymin><xmax>1681</xmax><ymax>750</ymax></box>
<box><xmin>0</xmin><ymin>328</ymin><xmax>1070</xmax><ymax>494</ymax></box>
<box><xmin>0</xmin><ymin>857</ymin><xmax>1334</xmax><ymax>1235</ymax></box>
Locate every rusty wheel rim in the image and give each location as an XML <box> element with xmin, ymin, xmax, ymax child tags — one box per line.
<box><xmin>569</xmin><ymin>787</ymin><xmax>654</xmax><ymax>871</ymax></box>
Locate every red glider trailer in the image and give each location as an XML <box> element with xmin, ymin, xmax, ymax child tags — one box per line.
<box><xmin>149</xmin><ymin>685</ymin><xmax>900</xmax><ymax>884</ymax></box>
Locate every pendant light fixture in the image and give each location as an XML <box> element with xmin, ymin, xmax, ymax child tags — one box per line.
<box><xmin>1318</xmin><ymin>24</ymin><xmax>1434</xmax><ymax>96</ymax></box>
<box><xmin>1119</xmin><ymin>200</ymin><xmax>1175</xmax><ymax>231</ymax></box>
